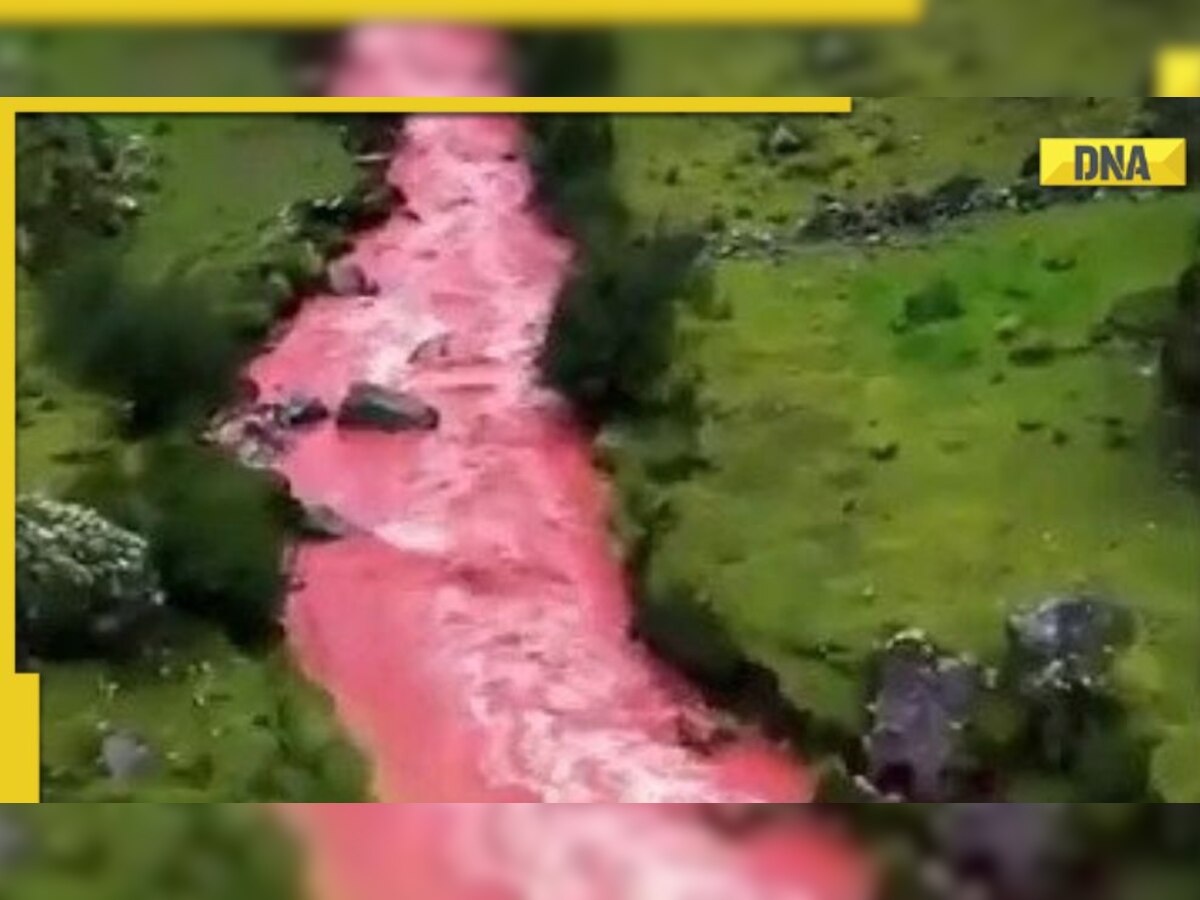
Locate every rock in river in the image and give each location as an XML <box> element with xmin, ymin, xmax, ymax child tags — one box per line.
<box><xmin>297</xmin><ymin>502</ymin><xmax>353</xmax><ymax>540</ymax></box>
<box><xmin>336</xmin><ymin>381</ymin><xmax>440</xmax><ymax>432</ymax></box>
<box><xmin>276</xmin><ymin>392</ymin><xmax>330</xmax><ymax>428</ymax></box>
<box><xmin>328</xmin><ymin>259</ymin><xmax>379</xmax><ymax>297</ymax></box>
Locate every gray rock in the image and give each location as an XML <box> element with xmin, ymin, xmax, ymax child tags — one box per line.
<box><xmin>327</xmin><ymin>259</ymin><xmax>378</xmax><ymax>297</ymax></box>
<box><xmin>1006</xmin><ymin>593</ymin><xmax>1134</xmax><ymax>699</ymax></box>
<box><xmin>100</xmin><ymin>730</ymin><xmax>155</xmax><ymax>782</ymax></box>
<box><xmin>336</xmin><ymin>381</ymin><xmax>439</xmax><ymax>432</ymax></box>
<box><xmin>277</xmin><ymin>392</ymin><xmax>329</xmax><ymax>428</ymax></box>
<box><xmin>297</xmin><ymin>503</ymin><xmax>352</xmax><ymax>541</ymax></box>
<box><xmin>865</xmin><ymin>632</ymin><xmax>978</xmax><ymax>800</ymax></box>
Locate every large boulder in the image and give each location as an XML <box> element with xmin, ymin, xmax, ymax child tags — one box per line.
<box><xmin>864</xmin><ymin>630</ymin><xmax>978</xmax><ymax>800</ymax></box>
<box><xmin>336</xmin><ymin>381</ymin><xmax>439</xmax><ymax>432</ymax></box>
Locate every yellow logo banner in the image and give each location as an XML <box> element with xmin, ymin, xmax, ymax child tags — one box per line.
<box><xmin>1040</xmin><ymin>138</ymin><xmax>1187</xmax><ymax>188</ymax></box>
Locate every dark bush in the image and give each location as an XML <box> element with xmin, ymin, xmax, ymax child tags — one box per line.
<box><xmin>137</xmin><ymin>443</ymin><xmax>289</xmax><ymax>646</ymax></box>
<box><xmin>38</xmin><ymin>252</ymin><xmax>244</xmax><ymax>432</ymax></box>
<box><xmin>511</xmin><ymin>31</ymin><xmax>616</xmax><ymax>98</ymax></box>
<box><xmin>526</xmin><ymin>113</ymin><xmax>622</xmax><ymax>237</ymax></box>
<box><xmin>632</xmin><ymin>582</ymin><xmax>746</xmax><ymax>689</ymax></box>
<box><xmin>541</xmin><ymin>230</ymin><xmax>707</xmax><ymax>417</ymax></box>
<box><xmin>69</xmin><ymin>442</ymin><xmax>289</xmax><ymax>647</ymax></box>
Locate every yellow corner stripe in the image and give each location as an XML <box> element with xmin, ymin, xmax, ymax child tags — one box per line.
<box><xmin>0</xmin><ymin>1</ymin><xmax>925</xmax><ymax>25</ymax></box>
<box><xmin>0</xmin><ymin>677</ymin><xmax>39</xmax><ymax>803</ymax></box>
<box><xmin>1156</xmin><ymin>46</ymin><xmax>1200</xmax><ymax>97</ymax></box>
<box><xmin>1040</xmin><ymin>138</ymin><xmax>1187</xmax><ymax>188</ymax></box>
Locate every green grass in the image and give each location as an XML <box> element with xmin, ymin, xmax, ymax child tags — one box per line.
<box><xmin>607</xmin><ymin>99</ymin><xmax>1200</xmax><ymax>798</ymax></box>
<box><xmin>8</xmin><ymin>29</ymin><xmax>293</xmax><ymax>96</ymax></box>
<box><xmin>3</xmin><ymin>805</ymin><xmax>306</xmax><ymax>899</ymax></box>
<box><xmin>39</xmin><ymin>631</ymin><xmax>365</xmax><ymax>802</ymax></box>
<box><xmin>18</xmin><ymin>112</ymin><xmax>366</xmax><ymax>800</ymax></box>
<box><xmin>613</xmin><ymin>99</ymin><xmax>1140</xmax><ymax>229</ymax></box>
<box><xmin>109</xmin><ymin>114</ymin><xmax>354</xmax><ymax>278</ymax></box>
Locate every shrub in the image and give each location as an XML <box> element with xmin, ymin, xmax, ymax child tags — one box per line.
<box><xmin>38</xmin><ymin>252</ymin><xmax>243</xmax><ymax>432</ymax></box>
<box><xmin>69</xmin><ymin>442</ymin><xmax>290</xmax><ymax>647</ymax></box>
<box><xmin>632</xmin><ymin>581</ymin><xmax>746</xmax><ymax>689</ymax></box>
<box><xmin>136</xmin><ymin>443</ymin><xmax>290</xmax><ymax>646</ymax></box>
<box><xmin>1178</xmin><ymin>261</ymin><xmax>1200</xmax><ymax>310</ymax></box>
<box><xmin>16</xmin><ymin>494</ymin><xmax>164</xmax><ymax>658</ymax></box>
<box><xmin>540</xmin><ymin>230</ymin><xmax>708</xmax><ymax>417</ymax></box>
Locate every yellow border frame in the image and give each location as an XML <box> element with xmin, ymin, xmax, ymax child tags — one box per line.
<box><xmin>1</xmin><ymin>2</ymin><xmax>924</xmax><ymax>25</ymax></box>
<box><xmin>1</xmin><ymin>93</ymin><xmax>851</xmax><ymax>803</ymax></box>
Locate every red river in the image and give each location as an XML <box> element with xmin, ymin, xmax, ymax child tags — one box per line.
<box><xmin>246</xmin><ymin>24</ymin><xmax>867</xmax><ymax>900</ymax></box>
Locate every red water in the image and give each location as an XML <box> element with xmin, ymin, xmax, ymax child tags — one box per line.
<box><xmin>249</xmin><ymin>23</ymin><xmax>866</xmax><ymax>900</ymax></box>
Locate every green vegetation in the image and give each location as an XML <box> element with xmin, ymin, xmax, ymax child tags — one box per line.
<box><xmin>560</xmin><ymin>97</ymin><xmax>1200</xmax><ymax>802</ymax></box>
<box><xmin>16</xmin><ymin>110</ymin><xmax>368</xmax><ymax>800</ymax></box>
<box><xmin>2</xmin><ymin>805</ymin><xmax>307</xmax><ymax>898</ymax></box>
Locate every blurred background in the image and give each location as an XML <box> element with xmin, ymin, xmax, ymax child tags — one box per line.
<box><xmin>0</xmin><ymin>0</ymin><xmax>1199</xmax><ymax>98</ymax></box>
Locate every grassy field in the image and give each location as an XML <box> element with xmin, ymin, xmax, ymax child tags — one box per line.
<box><xmin>2</xmin><ymin>805</ymin><xmax>306</xmax><ymax>898</ymax></box>
<box><xmin>606</xmin><ymin>98</ymin><xmax>1200</xmax><ymax>799</ymax></box>
<box><xmin>18</xmin><ymin>111</ymin><xmax>365</xmax><ymax>800</ymax></box>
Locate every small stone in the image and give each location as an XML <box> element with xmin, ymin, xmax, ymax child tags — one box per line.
<box><xmin>276</xmin><ymin>393</ymin><xmax>329</xmax><ymax>428</ymax></box>
<box><xmin>100</xmin><ymin>730</ymin><xmax>155</xmax><ymax>782</ymax></box>
<box><xmin>327</xmin><ymin>259</ymin><xmax>379</xmax><ymax>297</ymax></box>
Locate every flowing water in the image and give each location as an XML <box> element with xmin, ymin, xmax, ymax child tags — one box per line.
<box><xmin>246</xmin><ymin>24</ymin><xmax>865</xmax><ymax>899</ymax></box>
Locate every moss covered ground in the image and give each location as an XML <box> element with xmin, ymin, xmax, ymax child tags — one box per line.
<box><xmin>18</xmin><ymin>110</ymin><xmax>365</xmax><ymax>800</ymax></box>
<box><xmin>604</xmin><ymin>98</ymin><xmax>1200</xmax><ymax>800</ymax></box>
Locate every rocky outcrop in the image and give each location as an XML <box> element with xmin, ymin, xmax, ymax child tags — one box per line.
<box><xmin>1005</xmin><ymin>593</ymin><xmax>1134</xmax><ymax>768</ymax></box>
<box><xmin>864</xmin><ymin>631</ymin><xmax>979</xmax><ymax>800</ymax></box>
<box><xmin>1006</xmin><ymin>594</ymin><xmax>1133</xmax><ymax>701</ymax></box>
